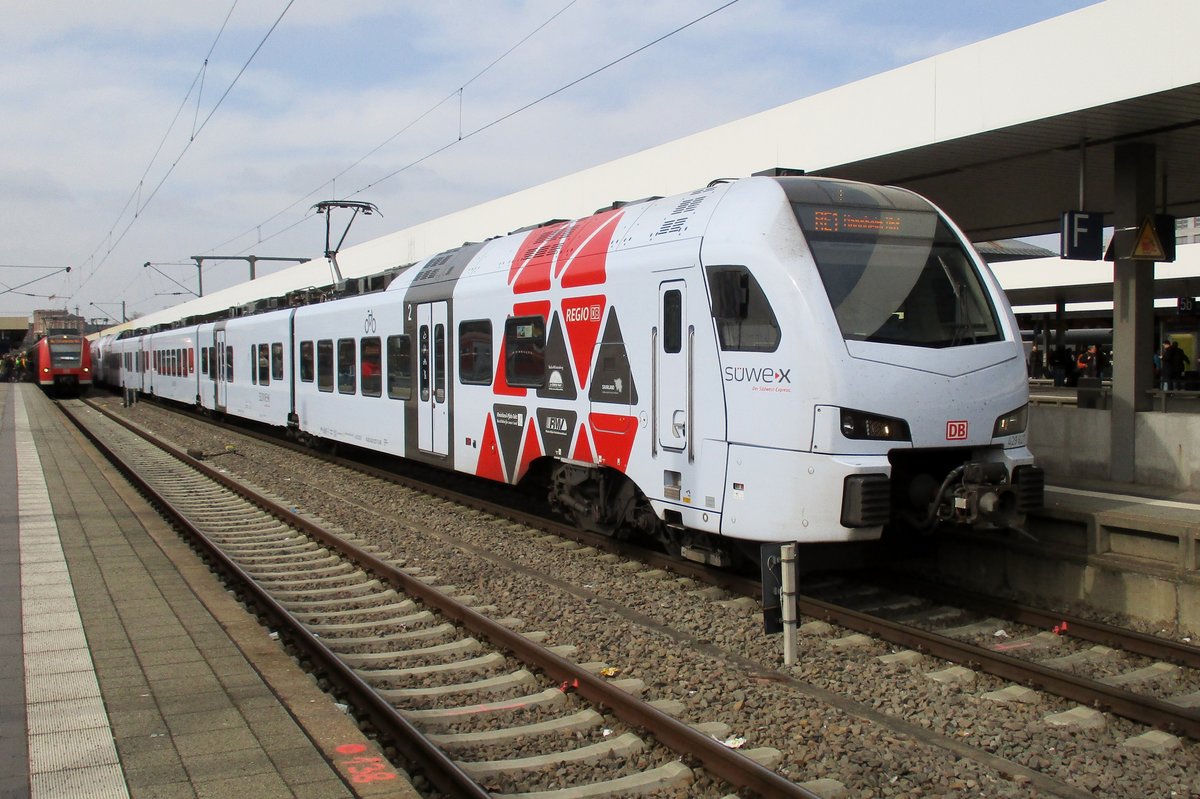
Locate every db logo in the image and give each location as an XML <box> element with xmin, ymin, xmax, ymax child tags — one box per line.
<box><xmin>946</xmin><ymin>421</ymin><xmax>968</xmax><ymax>440</ymax></box>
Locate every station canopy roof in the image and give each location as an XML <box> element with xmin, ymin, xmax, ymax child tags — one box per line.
<box><xmin>116</xmin><ymin>0</ymin><xmax>1200</xmax><ymax>335</ymax></box>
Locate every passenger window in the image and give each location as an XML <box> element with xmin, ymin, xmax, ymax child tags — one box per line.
<box><xmin>360</xmin><ymin>337</ymin><xmax>382</xmax><ymax>398</ymax></box>
<box><xmin>663</xmin><ymin>289</ymin><xmax>682</xmax><ymax>354</ymax></box>
<box><xmin>707</xmin><ymin>265</ymin><xmax>781</xmax><ymax>352</ymax></box>
<box><xmin>387</xmin><ymin>335</ymin><xmax>412</xmax><ymax>399</ymax></box>
<box><xmin>317</xmin><ymin>339</ymin><xmax>333</xmax><ymax>392</ymax></box>
<box><xmin>271</xmin><ymin>342</ymin><xmax>283</xmax><ymax>381</ymax></box>
<box><xmin>337</xmin><ymin>338</ymin><xmax>356</xmax><ymax>394</ymax></box>
<box><xmin>504</xmin><ymin>315</ymin><xmax>546</xmax><ymax>388</ymax></box>
<box><xmin>299</xmin><ymin>341</ymin><xmax>314</xmax><ymax>382</ymax></box>
<box><xmin>433</xmin><ymin>325</ymin><xmax>445</xmax><ymax>400</ymax></box>
<box><xmin>458</xmin><ymin>320</ymin><xmax>492</xmax><ymax>385</ymax></box>
<box><xmin>188</xmin><ymin>348</ymin><xmax>195</xmax><ymax>375</ymax></box>
<box><xmin>258</xmin><ymin>344</ymin><xmax>270</xmax><ymax>385</ymax></box>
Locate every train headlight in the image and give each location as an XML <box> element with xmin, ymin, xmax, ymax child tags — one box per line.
<box><xmin>839</xmin><ymin>408</ymin><xmax>911</xmax><ymax>441</ymax></box>
<box><xmin>992</xmin><ymin>405</ymin><xmax>1028</xmax><ymax>437</ymax></box>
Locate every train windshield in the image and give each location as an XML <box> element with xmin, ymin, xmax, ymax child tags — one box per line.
<box><xmin>49</xmin><ymin>340</ymin><xmax>83</xmax><ymax>366</ymax></box>
<box><xmin>789</xmin><ymin>182</ymin><xmax>1002</xmax><ymax>348</ymax></box>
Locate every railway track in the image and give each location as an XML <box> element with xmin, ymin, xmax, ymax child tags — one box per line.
<box><xmin>61</xmin><ymin>398</ymin><xmax>814</xmax><ymax>798</ymax></box>
<box><xmin>76</xmin><ymin>394</ymin><xmax>1200</xmax><ymax>796</ymax></box>
<box><xmin>796</xmin><ymin>574</ymin><xmax>1200</xmax><ymax>741</ymax></box>
<box><xmin>118</xmin><ymin>396</ymin><xmax>1200</xmax><ymax>744</ymax></box>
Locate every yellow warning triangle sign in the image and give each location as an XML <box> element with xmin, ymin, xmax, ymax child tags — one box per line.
<box><xmin>1130</xmin><ymin>216</ymin><xmax>1166</xmax><ymax>260</ymax></box>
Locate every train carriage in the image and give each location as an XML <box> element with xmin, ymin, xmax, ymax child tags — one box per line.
<box><xmin>142</xmin><ymin>328</ymin><xmax>201</xmax><ymax>406</ymax></box>
<box><xmin>114</xmin><ymin>174</ymin><xmax>1043</xmax><ymax>563</ymax></box>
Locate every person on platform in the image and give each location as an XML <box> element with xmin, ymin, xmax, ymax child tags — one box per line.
<box><xmin>1163</xmin><ymin>340</ymin><xmax>1191</xmax><ymax>390</ymax></box>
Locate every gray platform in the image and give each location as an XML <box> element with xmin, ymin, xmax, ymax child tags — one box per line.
<box><xmin>0</xmin><ymin>384</ymin><xmax>416</xmax><ymax>799</ymax></box>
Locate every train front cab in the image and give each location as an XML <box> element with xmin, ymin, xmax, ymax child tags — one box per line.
<box><xmin>31</xmin><ymin>335</ymin><xmax>93</xmax><ymax>394</ymax></box>
<box><xmin>705</xmin><ymin>177</ymin><xmax>1043</xmax><ymax>550</ymax></box>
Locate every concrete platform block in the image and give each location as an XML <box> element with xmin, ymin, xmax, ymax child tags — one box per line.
<box><xmin>1043</xmin><ymin>705</ymin><xmax>1106</xmax><ymax>730</ymax></box>
<box><xmin>1099</xmin><ymin>661</ymin><xmax>1179</xmax><ymax>687</ymax></box>
<box><xmin>829</xmin><ymin>633</ymin><xmax>874</xmax><ymax>650</ymax></box>
<box><xmin>799</xmin><ymin>621</ymin><xmax>834</xmax><ymax>637</ymax></box>
<box><xmin>1122</xmin><ymin>729</ymin><xmax>1182</xmax><ymax>754</ymax></box>
<box><xmin>799</xmin><ymin>779</ymin><xmax>849</xmax><ymax>798</ymax></box>
<box><xmin>924</xmin><ymin>665</ymin><xmax>976</xmax><ymax>685</ymax></box>
<box><xmin>876</xmin><ymin>650</ymin><xmax>923</xmax><ymax>667</ymax></box>
<box><xmin>981</xmin><ymin>685</ymin><xmax>1040</xmax><ymax>704</ymax></box>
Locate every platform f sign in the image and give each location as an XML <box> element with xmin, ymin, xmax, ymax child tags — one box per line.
<box><xmin>1061</xmin><ymin>211</ymin><xmax>1103</xmax><ymax>260</ymax></box>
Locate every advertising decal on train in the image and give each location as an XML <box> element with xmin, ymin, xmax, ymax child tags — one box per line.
<box><xmin>476</xmin><ymin>207</ymin><xmax>637</xmax><ymax>484</ymax></box>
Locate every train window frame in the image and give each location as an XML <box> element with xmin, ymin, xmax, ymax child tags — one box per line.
<box><xmin>706</xmin><ymin>265</ymin><xmax>781</xmax><ymax>353</ymax></box>
<box><xmin>663</xmin><ymin>289</ymin><xmax>683</xmax><ymax>354</ymax></box>
<box><xmin>271</xmin><ymin>342</ymin><xmax>283</xmax><ymax>381</ymax></box>
<box><xmin>299</xmin><ymin>340</ymin><xmax>315</xmax><ymax>383</ymax></box>
<box><xmin>360</xmin><ymin>336</ymin><xmax>382</xmax><ymax>398</ymax></box>
<box><xmin>316</xmin><ymin>339</ymin><xmax>333</xmax><ymax>392</ymax></box>
<box><xmin>226</xmin><ymin>346</ymin><xmax>234</xmax><ymax>381</ymax></box>
<box><xmin>458</xmin><ymin>319</ymin><xmax>493</xmax><ymax>385</ymax></box>
<box><xmin>503</xmin><ymin>315</ymin><xmax>546</xmax><ymax>388</ymax></box>
<box><xmin>433</xmin><ymin>325</ymin><xmax>446</xmax><ymax>400</ymax></box>
<box><xmin>337</xmin><ymin>337</ymin><xmax>356</xmax><ymax>395</ymax></box>
<box><xmin>386</xmin><ymin>334</ymin><xmax>412</xmax><ymax>400</ymax></box>
<box><xmin>257</xmin><ymin>343</ymin><xmax>270</xmax><ymax>385</ymax></box>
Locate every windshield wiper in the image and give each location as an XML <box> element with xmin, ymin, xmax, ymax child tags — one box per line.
<box><xmin>938</xmin><ymin>254</ymin><xmax>976</xmax><ymax>347</ymax></box>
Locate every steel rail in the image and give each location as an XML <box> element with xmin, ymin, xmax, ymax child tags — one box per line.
<box><xmin>793</xmin><ymin>591</ymin><xmax>1200</xmax><ymax>740</ymax></box>
<box><xmin>76</xmin><ymin>399</ymin><xmax>819</xmax><ymax>799</ymax></box>
<box><xmin>92</xmin><ymin>397</ymin><xmax>1199</xmax><ymax>739</ymax></box>
<box><xmin>61</xmin><ymin>401</ymin><xmax>491</xmax><ymax>799</ymax></box>
<box><xmin>872</xmin><ymin>571</ymin><xmax>1200</xmax><ymax>669</ymax></box>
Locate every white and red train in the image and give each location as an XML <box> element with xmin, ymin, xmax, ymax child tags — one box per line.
<box><xmin>94</xmin><ymin>175</ymin><xmax>1043</xmax><ymax>564</ymax></box>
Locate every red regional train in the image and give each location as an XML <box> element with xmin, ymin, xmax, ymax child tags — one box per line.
<box><xmin>23</xmin><ymin>334</ymin><xmax>93</xmax><ymax>396</ymax></box>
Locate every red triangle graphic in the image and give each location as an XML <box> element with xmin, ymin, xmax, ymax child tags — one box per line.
<box><xmin>475</xmin><ymin>415</ymin><xmax>506</xmax><ymax>482</ymax></box>
<box><xmin>515</xmin><ymin>420</ymin><xmax>543</xmax><ymax>484</ymax></box>
<box><xmin>560</xmin><ymin>295</ymin><xmax>606</xmax><ymax>389</ymax></box>
<box><xmin>588</xmin><ymin>413</ymin><xmax>637</xmax><ymax>472</ymax></box>
<box><xmin>493</xmin><ymin>336</ymin><xmax>526</xmax><ymax>397</ymax></box>
<box><xmin>572</xmin><ymin>423</ymin><xmax>594</xmax><ymax>463</ymax></box>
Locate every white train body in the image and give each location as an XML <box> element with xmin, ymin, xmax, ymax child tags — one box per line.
<box><xmin>107</xmin><ymin>176</ymin><xmax>1042</xmax><ymax>559</ymax></box>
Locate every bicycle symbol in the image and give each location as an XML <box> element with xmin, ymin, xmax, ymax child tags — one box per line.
<box><xmin>364</xmin><ymin>311</ymin><xmax>377</xmax><ymax>335</ymax></box>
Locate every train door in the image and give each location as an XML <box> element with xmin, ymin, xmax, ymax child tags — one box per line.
<box><xmin>140</xmin><ymin>340</ymin><xmax>150</xmax><ymax>392</ymax></box>
<box><xmin>656</xmin><ymin>280</ymin><xmax>690</xmax><ymax>455</ymax></box>
<box><xmin>215</xmin><ymin>327</ymin><xmax>228</xmax><ymax>411</ymax></box>
<box><xmin>416</xmin><ymin>301</ymin><xmax>449</xmax><ymax>456</ymax></box>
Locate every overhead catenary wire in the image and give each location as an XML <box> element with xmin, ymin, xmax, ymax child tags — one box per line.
<box><xmin>75</xmin><ymin>1</ymin><xmax>740</xmax><ymax>319</ymax></box>
<box><xmin>215</xmin><ymin>0</ymin><xmax>741</xmax><ymax>256</ymax></box>
<box><xmin>69</xmin><ymin>0</ymin><xmax>295</xmax><ymax>302</ymax></box>
<box><xmin>351</xmin><ymin>0</ymin><xmax>739</xmax><ymax>198</ymax></box>
<box><xmin>205</xmin><ymin>0</ymin><xmax>582</xmax><ymax>258</ymax></box>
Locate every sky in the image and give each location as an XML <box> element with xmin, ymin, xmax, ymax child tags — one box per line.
<box><xmin>0</xmin><ymin>0</ymin><xmax>1099</xmax><ymax>323</ymax></box>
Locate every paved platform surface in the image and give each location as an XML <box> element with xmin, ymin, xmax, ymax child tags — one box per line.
<box><xmin>0</xmin><ymin>384</ymin><xmax>417</xmax><ymax>799</ymax></box>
